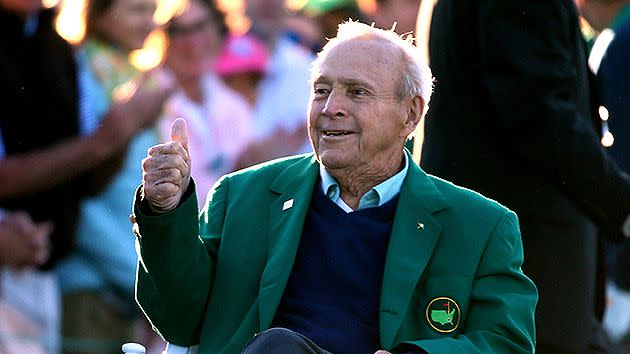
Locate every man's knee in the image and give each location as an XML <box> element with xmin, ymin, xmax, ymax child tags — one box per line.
<box><xmin>242</xmin><ymin>328</ymin><xmax>322</xmax><ymax>354</ymax></box>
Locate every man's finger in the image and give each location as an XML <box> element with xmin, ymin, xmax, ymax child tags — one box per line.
<box><xmin>171</xmin><ymin>118</ymin><xmax>189</xmax><ymax>152</ymax></box>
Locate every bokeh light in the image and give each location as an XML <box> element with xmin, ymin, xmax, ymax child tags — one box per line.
<box><xmin>129</xmin><ymin>0</ymin><xmax>186</xmax><ymax>71</ymax></box>
<box><xmin>357</xmin><ymin>0</ymin><xmax>376</xmax><ymax>15</ymax></box>
<box><xmin>56</xmin><ymin>0</ymin><xmax>255</xmax><ymax>69</ymax></box>
<box><xmin>154</xmin><ymin>0</ymin><xmax>187</xmax><ymax>25</ymax></box>
<box><xmin>55</xmin><ymin>0</ymin><xmax>86</xmax><ymax>44</ymax></box>
<box><xmin>285</xmin><ymin>0</ymin><xmax>306</xmax><ymax>12</ymax></box>
<box><xmin>217</xmin><ymin>0</ymin><xmax>249</xmax><ymax>34</ymax></box>
<box><xmin>55</xmin><ymin>0</ymin><xmax>185</xmax><ymax>70</ymax></box>
<box><xmin>43</xmin><ymin>0</ymin><xmax>61</xmax><ymax>8</ymax></box>
<box><xmin>599</xmin><ymin>105</ymin><xmax>609</xmax><ymax>121</ymax></box>
<box><xmin>602</xmin><ymin>131</ymin><xmax>615</xmax><ymax>147</ymax></box>
<box><xmin>130</xmin><ymin>30</ymin><xmax>168</xmax><ymax>71</ymax></box>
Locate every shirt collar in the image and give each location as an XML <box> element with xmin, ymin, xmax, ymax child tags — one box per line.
<box><xmin>319</xmin><ymin>152</ymin><xmax>409</xmax><ymax>212</ymax></box>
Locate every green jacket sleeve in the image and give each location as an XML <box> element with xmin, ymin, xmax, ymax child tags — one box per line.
<box><xmin>134</xmin><ymin>177</ymin><xmax>228</xmax><ymax>346</ymax></box>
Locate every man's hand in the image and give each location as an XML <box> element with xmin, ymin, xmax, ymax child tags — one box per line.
<box><xmin>0</xmin><ymin>211</ymin><xmax>53</xmax><ymax>268</ymax></box>
<box><xmin>142</xmin><ymin>118</ymin><xmax>191</xmax><ymax>213</ymax></box>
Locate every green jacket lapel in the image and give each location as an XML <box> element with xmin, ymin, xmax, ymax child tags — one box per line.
<box><xmin>380</xmin><ymin>159</ymin><xmax>450</xmax><ymax>349</ymax></box>
<box><xmin>258</xmin><ymin>155</ymin><xmax>320</xmax><ymax>329</ymax></box>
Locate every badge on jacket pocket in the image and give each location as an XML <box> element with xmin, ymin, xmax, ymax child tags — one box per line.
<box><xmin>425</xmin><ymin>296</ymin><xmax>461</xmax><ymax>333</ymax></box>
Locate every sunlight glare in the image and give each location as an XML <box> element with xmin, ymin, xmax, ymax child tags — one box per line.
<box><xmin>602</xmin><ymin>131</ymin><xmax>615</xmax><ymax>147</ymax></box>
<box><xmin>130</xmin><ymin>30</ymin><xmax>168</xmax><ymax>71</ymax></box>
<box><xmin>154</xmin><ymin>0</ymin><xmax>187</xmax><ymax>25</ymax></box>
<box><xmin>55</xmin><ymin>0</ymin><xmax>86</xmax><ymax>44</ymax></box>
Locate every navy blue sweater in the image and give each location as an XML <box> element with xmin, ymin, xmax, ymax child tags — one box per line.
<box><xmin>272</xmin><ymin>184</ymin><xmax>399</xmax><ymax>354</ymax></box>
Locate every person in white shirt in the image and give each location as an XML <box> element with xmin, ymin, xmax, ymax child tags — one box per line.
<box><xmin>160</xmin><ymin>0</ymin><xmax>253</xmax><ymax>207</ymax></box>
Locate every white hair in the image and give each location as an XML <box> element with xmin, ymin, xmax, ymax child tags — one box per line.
<box><xmin>311</xmin><ymin>21</ymin><xmax>433</xmax><ymax>116</ymax></box>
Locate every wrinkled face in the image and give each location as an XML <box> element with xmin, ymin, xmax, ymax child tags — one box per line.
<box><xmin>92</xmin><ymin>0</ymin><xmax>157</xmax><ymax>51</ymax></box>
<box><xmin>0</xmin><ymin>0</ymin><xmax>41</xmax><ymax>15</ymax></box>
<box><xmin>308</xmin><ymin>39</ymin><xmax>415</xmax><ymax>173</ymax></box>
<box><xmin>165</xmin><ymin>0</ymin><xmax>217</xmax><ymax>79</ymax></box>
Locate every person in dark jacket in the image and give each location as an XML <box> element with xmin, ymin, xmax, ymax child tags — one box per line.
<box><xmin>422</xmin><ymin>0</ymin><xmax>630</xmax><ymax>352</ymax></box>
<box><xmin>0</xmin><ymin>0</ymin><xmax>172</xmax><ymax>350</ymax></box>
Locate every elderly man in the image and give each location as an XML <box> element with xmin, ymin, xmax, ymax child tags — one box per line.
<box><xmin>133</xmin><ymin>22</ymin><xmax>537</xmax><ymax>354</ymax></box>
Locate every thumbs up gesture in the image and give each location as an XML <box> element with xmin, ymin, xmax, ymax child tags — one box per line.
<box><xmin>141</xmin><ymin>118</ymin><xmax>191</xmax><ymax>213</ymax></box>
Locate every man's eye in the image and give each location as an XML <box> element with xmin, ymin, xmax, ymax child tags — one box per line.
<box><xmin>350</xmin><ymin>89</ymin><xmax>367</xmax><ymax>97</ymax></box>
<box><xmin>351</xmin><ymin>88</ymin><xmax>368</xmax><ymax>96</ymax></box>
<box><xmin>314</xmin><ymin>88</ymin><xmax>329</xmax><ymax>95</ymax></box>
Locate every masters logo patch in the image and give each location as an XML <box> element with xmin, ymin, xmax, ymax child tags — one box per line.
<box><xmin>425</xmin><ymin>296</ymin><xmax>461</xmax><ymax>333</ymax></box>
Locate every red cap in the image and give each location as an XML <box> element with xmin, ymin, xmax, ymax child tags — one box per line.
<box><xmin>214</xmin><ymin>34</ymin><xmax>269</xmax><ymax>76</ymax></box>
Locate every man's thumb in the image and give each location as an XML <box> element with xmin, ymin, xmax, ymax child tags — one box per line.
<box><xmin>171</xmin><ymin>117</ymin><xmax>189</xmax><ymax>151</ymax></box>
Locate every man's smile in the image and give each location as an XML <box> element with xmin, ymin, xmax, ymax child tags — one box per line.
<box><xmin>322</xmin><ymin>130</ymin><xmax>355</xmax><ymax>136</ymax></box>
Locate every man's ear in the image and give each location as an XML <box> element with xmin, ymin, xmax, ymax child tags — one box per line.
<box><xmin>404</xmin><ymin>95</ymin><xmax>424</xmax><ymax>134</ymax></box>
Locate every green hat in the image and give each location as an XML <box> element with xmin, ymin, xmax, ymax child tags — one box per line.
<box><xmin>303</xmin><ymin>0</ymin><xmax>359</xmax><ymax>16</ymax></box>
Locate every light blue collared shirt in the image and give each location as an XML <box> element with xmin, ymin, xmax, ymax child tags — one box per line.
<box><xmin>319</xmin><ymin>152</ymin><xmax>409</xmax><ymax>213</ymax></box>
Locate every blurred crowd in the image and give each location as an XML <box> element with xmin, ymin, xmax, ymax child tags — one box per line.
<box><xmin>0</xmin><ymin>0</ymin><xmax>629</xmax><ymax>353</ymax></box>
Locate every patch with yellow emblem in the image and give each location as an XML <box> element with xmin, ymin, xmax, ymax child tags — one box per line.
<box><xmin>425</xmin><ymin>296</ymin><xmax>460</xmax><ymax>333</ymax></box>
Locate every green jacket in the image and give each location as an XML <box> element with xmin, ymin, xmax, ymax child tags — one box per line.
<box><xmin>133</xmin><ymin>153</ymin><xmax>537</xmax><ymax>354</ymax></box>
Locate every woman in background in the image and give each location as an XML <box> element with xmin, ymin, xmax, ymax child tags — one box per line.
<box><xmin>55</xmin><ymin>0</ymin><xmax>166</xmax><ymax>352</ymax></box>
<box><xmin>160</xmin><ymin>0</ymin><xmax>254</xmax><ymax>207</ymax></box>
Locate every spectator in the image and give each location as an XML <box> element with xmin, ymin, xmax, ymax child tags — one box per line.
<box><xmin>0</xmin><ymin>0</ymin><xmax>171</xmax><ymax>350</ymax></box>
<box><xmin>302</xmin><ymin>0</ymin><xmax>366</xmax><ymax>48</ymax></box>
<box><xmin>53</xmin><ymin>0</ymin><xmax>171</xmax><ymax>352</ymax></box>
<box><xmin>0</xmin><ymin>211</ymin><xmax>51</xmax><ymax>269</ymax></box>
<box><xmin>159</xmin><ymin>0</ymin><xmax>254</xmax><ymax>208</ymax></box>
<box><xmin>421</xmin><ymin>0</ymin><xmax>630</xmax><ymax>352</ymax></box>
<box><xmin>0</xmin><ymin>211</ymin><xmax>51</xmax><ymax>354</ymax></box>
<box><xmin>284</xmin><ymin>10</ymin><xmax>322</xmax><ymax>55</ymax></box>
<box><xmin>372</xmin><ymin>0</ymin><xmax>422</xmax><ymax>36</ymax></box>
<box><xmin>133</xmin><ymin>21</ymin><xmax>537</xmax><ymax>354</ymax></box>
<box><xmin>234</xmin><ymin>0</ymin><xmax>314</xmax><ymax>168</ymax></box>
<box><xmin>578</xmin><ymin>0</ymin><xmax>630</xmax><ymax>348</ymax></box>
<box><xmin>215</xmin><ymin>33</ymin><xmax>269</xmax><ymax>108</ymax></box>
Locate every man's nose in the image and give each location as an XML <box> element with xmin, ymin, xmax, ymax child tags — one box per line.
<box><xmin>322</xmin><ymin>90</ymin><xmax>347</xmax><ymax>118</ymax></box>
